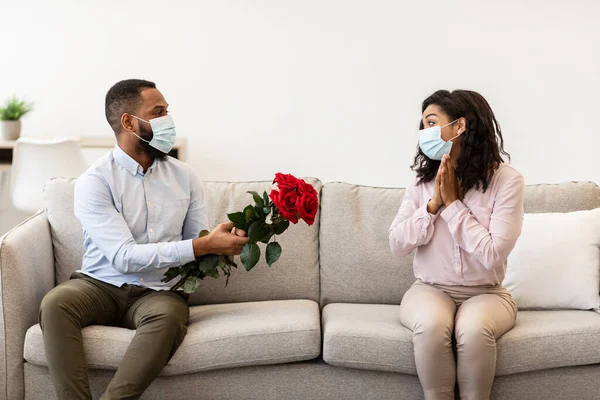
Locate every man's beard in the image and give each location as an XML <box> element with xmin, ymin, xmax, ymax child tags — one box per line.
<box><xmin>135</xmin><ymin>123</ymin><xmax>169</xmax><ymax>161</ymax></box>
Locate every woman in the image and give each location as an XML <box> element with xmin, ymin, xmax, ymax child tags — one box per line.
<box><xmin>388</xmin><ymin>90</ymin><xmax>524</xmax><ymax>400</ymax></box>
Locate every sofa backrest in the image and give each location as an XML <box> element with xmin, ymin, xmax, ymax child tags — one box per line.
<box><xmin>318</xmin><ymin>181</ymin><xmax>600</xmax><ymax>307</ymax></box>
<box><xmin>43</xmin><ymin>178</ymin><xmax>322</xmax><ymax>306</ymax></box>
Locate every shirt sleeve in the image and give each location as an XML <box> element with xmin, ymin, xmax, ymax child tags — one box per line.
<box><xmin>440</xmin><ymin>173</ymin><xmax>525</xmax><ymax>270</ymax></box>
<box><xmin>388</xmin><ymin>182</ymin><xmax>440</xmax><ymax>257</ymax></box>
<box><xmin>74</xmin><ymin>173</ymin><xmax>196</xmax><ymax>275</ymax></box>
<box><xmin>182</xmin><ymin>168</ymin><xmax>210</xmax><ymax>241</ymax></box>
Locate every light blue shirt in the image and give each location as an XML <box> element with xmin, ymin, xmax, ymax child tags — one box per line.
<box><xmin>73</xmin><ymin>145</ymin><xmax>208</xmax><ymax>290</ymax></box>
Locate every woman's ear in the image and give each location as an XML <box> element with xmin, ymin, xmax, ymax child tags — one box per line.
<box><xmin>457</xmin><ymin>117</ymin><xmax>467</xmax><ymax>135</ymax></box>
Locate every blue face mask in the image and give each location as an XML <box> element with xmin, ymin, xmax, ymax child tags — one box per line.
<box><xmin>130</xmin><ymin>114</ymin><xmax>177</xmax><ymax>154</ymax></box>
<box><xmin>418</xmin><ymin>119</ymin><xmax>461</xmax><ymax>160</ymax></box>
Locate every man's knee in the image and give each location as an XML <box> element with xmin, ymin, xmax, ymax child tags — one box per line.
<box><xmin>39</xmin><ymin>286</ymin><xmax>78</xmax><ymax>327</ymax></box>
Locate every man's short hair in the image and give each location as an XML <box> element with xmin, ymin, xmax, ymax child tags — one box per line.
<box><xmin>105</xmin><ymin>79</ymin><xmax>156</xmax><ymax>134</ymax></box>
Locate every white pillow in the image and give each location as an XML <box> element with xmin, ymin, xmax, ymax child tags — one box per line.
<box><xmin>503</xmin><ymin>208</ymin><xmax>600</xmax><ymax>310</ymax></box>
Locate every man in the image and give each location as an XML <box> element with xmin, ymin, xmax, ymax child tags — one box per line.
<box><xmin>39</xmin><ymin>79</ymin><xmax>248</xmax><ymax>399</ymax></box>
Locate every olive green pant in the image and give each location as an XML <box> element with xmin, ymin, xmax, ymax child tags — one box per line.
<box><xmin>39</xmin><ymin>272</ymin><xmax>189</xmax><ymax>400</ymax></box>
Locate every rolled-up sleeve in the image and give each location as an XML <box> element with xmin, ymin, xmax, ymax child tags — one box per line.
<box><xmin>440</xmin><ymin>174</ymin><xmax>525</xmax><ymax>270</ymax></box>
<box><xmin>74</xmin><ymin>173</ymin><xmax>196</xmax><ymax>275</ymax></box>
<box><xmin>388</xmin><ymin>183</ymin><xmax>439</xmax><ymax>257</ymax></box>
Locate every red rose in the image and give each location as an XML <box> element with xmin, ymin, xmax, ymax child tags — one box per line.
<box><xmin>273</xmin><ymin>173</ymin><xmax>299</xmax><ymax>191</ymax></box>
<box><xmin>269</xmin><ymin>188</ymin><xmax>299</xmax><ymax>224</ymax></box>
<box><xmin>296</xmin><ymin>187</ymin><xmax>318</xmax><ymax>226</ymax></box>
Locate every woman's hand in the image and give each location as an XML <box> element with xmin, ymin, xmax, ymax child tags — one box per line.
<box><xmin>440</xmin><ymin>154</ymin><xmax>460</xmax><ymax>205</ymax></box>
<box><xmin>427</xmin><ymin>168</ymin><xmax>443</xmax><ymax>214</ymax></box>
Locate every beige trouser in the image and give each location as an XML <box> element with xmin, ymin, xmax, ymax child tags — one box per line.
<box><xmin>400</xmin><ymin>280</ymin><xmax>517</xmax><ymax>400</ymax></box>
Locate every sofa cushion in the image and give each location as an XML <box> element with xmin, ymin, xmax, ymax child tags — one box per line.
<box><xmin>319</xmin><ymin>183</ymin><xmax>413</xmax><ymax>306</ymax></box>
<box><xmin>495</xmin><ymin>310</ymin><xmax>600</xmax><ymax>376</ymax></box>
<box><xmin>24</xmin><ymin>299</ymin><xmax>321</xmax><ymax>375</ymax></box>
<box><xmin>43</xmin><ymin>178</ymin><xmax>85</xmax><ymax>284</ymax></box>
<box><xmin>322</xmin><ymin>303</ymin><xmax>416</xmax><ymax>374</ymax></box>
<box><xmin>43</xmin><ymin>177</ymin><xmax>322</xmax><ymax>305</ymax></box>
<box><xmin>189</xmin><ymin>179</ymin><xmax>322</xmax><ymax>305</ymax></box>
<box><xmin>523</xmin><ymin>181</ymin><xmax>600</xmax><ymax>213</ymax></box>
<box><xmin>318</xmin><ymin>181</ymin><xmax>600</xmax><ymax>307</ymax></box>
<box><xmin>322</xmin><ymin>304</ymin><xmax>600</xmax><ymax>376</ymax></box>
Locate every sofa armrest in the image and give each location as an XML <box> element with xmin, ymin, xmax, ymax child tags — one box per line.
<box><xmin>0</xmin><ymin>211</ymin><xmax>55</xmax><ymax>400</ymax></box>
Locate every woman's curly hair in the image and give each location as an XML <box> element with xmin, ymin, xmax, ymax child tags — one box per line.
<box><xmin>412</xmin><ymin>90</ymin><xmax>510</xmax><ymax>193</ymax></box>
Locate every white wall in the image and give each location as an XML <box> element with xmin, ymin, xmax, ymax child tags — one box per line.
<box><xmin>1</xmin><ymin>0</ymin><xmax>599</xmax><ymax>190</ymax></box>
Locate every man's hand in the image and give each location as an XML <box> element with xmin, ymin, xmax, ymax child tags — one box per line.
<box><xmin>440</xmin><ymin>154</ymin><xmax>460</xmax><ymax>205</ymax></box>
<box><xmin>193</xmin><ymin>222</ymin><xmax>249</xmax><ymax>257</ymax></box>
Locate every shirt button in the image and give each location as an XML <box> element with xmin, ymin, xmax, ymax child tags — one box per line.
<box><xmin>140</xmin><ymin>277</ymin><xmax>144</xmax><ymax>282</ymax></box>
<box><xmin>149</xmin><ymin>228</ymin><xmax>154</xmax><ymax>233</ymax></box>
<box><xmin>148</xmin><ymin>201</ymin><xmax>152</xmax><ymax>206</ymax></box>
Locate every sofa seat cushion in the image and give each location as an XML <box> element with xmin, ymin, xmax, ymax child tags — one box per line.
<box><xmin>322</xmin><ymin>303</ymin><xmax>416</xmax><ymax>374</ymax></box>
<box><xmin>495</xmin><ymin>310</ymin><xmax>600</xmax><ymax>376</ymax></box>
<box><xmin>25</xmin><ymin>299</ymin><xmax>321</xmax><ymax>375</ymax></box>
<box><xmin>322</xmin><ymin>304</ymin><xmax>600</xmax><ymax>376</ymax></box>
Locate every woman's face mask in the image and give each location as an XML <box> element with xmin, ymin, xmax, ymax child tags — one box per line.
<box><xmin>418</xmin><ymin>119</ymin><xmax>462</xmax><ymax>160</ymax></box>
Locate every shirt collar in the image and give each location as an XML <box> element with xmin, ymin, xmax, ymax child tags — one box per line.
<box><xmin>113</xmin><ymin>145</ymin><xmax>159</xmax><ymax>176</ymax></box>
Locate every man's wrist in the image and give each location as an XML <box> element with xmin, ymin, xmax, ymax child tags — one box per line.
<box><xmin>192</xmin><ymin>236</ymin><xmax>212</xmax><ymax>257</ymax></box>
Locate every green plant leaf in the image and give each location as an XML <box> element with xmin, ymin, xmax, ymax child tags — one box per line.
<box><xmin>224</xmin><ymin>255</ymin><xmax>238</xmax><ymax>268</ymax></box>
<box><xmin>266</xmin><ymin>242</ymin><xmax>282</xmax><ymax>267</ymax></box>
<box><xmin>0</xmin><ymin>95</ymin><xmax>33</xmax><ymax>121</ymax></box>
<box><xmin>198</xmin><ymin>254</ymin><xmax>220</xmax><ymax>273</ymax></box>
<box><xmin>263</xmin><ymin>191</ymin><xmax>270</xmax><ymax>206</ymax></box>
<box><xmin>248</xmin><ymin>221</ymin><xmax>269</xmax><ymax>243</ymax></box>
<box><xmin>183</xmin><ymin>276</ymin><xmax>201</xmax><ymax>293</ymax></box>
<box><xmin>227</xmin><ymin>212</ymin><xmax>246</xmax><ymax>230</ymax></box>
<box><xmin>218</xmin><ymin>255</ymin><xmax>227</xmax><ymax>268</ymax></box>
<box><xmin>199</xmin><ymin>230</ymin><xmax>210</xmax><ymax>238</ymax></box>
<box><xmin>272</xmin><ymin>219</ymin><xmax>290</xmax><ymax>235</ymax></box>
<box><xmin>244</xmin><ymin>205</ymin><xmax>255</xmax><ymax>224</ymax></box>
<box><xmin>248</xmin><ymin>191</ymin><xmax>264</xmax><ymax>208</ymax></box>
<box><xmin>241</xmin><ymin>243</ymin><xmax>260</xmax><ymax>271</ymax></box>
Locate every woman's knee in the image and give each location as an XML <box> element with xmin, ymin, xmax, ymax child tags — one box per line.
<box><xmin>455</xmin><ymin>318</ymin><xmax>494</xmax><ymax>348</ymax></box>
<box><xmin>413</xmin><ymin>318</ymin><xmax>454</xmax><ymax>348</ymax></box>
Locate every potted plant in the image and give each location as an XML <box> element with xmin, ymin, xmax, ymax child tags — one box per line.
<box><xmin>0</xmin><ymin>96</ymin><xmax>33</xmax><ymax>141</ymax></box>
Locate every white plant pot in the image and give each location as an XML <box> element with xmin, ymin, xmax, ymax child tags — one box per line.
<box><xmin>1</xmin><ymin>120</ymin><xmax>22</xmax><ymax>141</ymax></box>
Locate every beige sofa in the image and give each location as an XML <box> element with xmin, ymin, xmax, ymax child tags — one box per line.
<box><xmin>1</xmin><ymin>177</ymin><xmax>600</xmax><ymax>400</ymax></box>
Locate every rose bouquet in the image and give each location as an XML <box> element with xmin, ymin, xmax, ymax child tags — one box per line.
<box><xmin>162</xmin><ymin>173</ymin><xmax>319</xmax><ymax>293</ymax></box>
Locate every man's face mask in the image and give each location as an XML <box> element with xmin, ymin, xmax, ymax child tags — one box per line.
<box><xmin>129</xmin><ymin>114</ymin><xmax>177</xmax><ymax>154</ymax></box>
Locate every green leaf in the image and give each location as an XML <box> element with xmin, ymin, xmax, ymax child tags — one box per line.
<box><xmin>248</xmin><ymin>191</ymin><xmax>264</xmax><ymax>208</ymax></box>
<box><xmin>227</xmin><ymin>212</ymin><xmax>246</xmax><ymax>230</ymax></box>
<box><xmin>199</xmin><ymin>230</ymin><xmax>210</xmax><ymax>238</ymax></box>
<box><xmin>248</xmin><ymin>221</ymin><xmax>268</xmax><ymax>243</ymax></box>
<box><xmin>260</xmin><ymin>234</ymin><xmax>273</xmax><ymax>244</ymax></box>
<box><xmin>218</xmin><ymin>255</ymin><xmax>227</xmax><ymax>268</ymax></box>
<box><xmin>224</xmin><ymin>255</ymin><xmax>238</xmax><ymax>268</ymax></box>
<box><xmin>183</xmin><ymin>276</ymin><xmax>201</xmax><ymax>293</ymax></box>
<box><xmin>205</xmin><ymin>268</ymin><xmax>219</xmax><ymax>279</ymax></box>
<box><xmin>197</xmin><ymin>254</ymin><xmax>220</xmax><ymax>273</ymax></box>
<box><xmin>266</xmin><ymin>242</ymin><xmax>282</xmax><ymax>267</ymax></box>
<box><xmin>241</xmin><ymin>243</ymin><xmax>261</xmax><ymax>271</ymax></box>
<box><xmin>263</xmin><ymin>191</ymin><xmax>270</xmax><ymax>206</ymax></box>
<box><xmin>244</xmin><ymin>205</ymin><xmax>255</xmax><ymax>224</ymax></box>
<box><xmin>272</xmin><ymin>219</ymin><xmax>290</xmax><ymax>235</ymax></box>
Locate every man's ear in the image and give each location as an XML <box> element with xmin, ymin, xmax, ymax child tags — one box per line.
<box><xmin>121</xmin><ymin>113</ymin><xmax>135</xmax><ymax>132</ymax></box>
